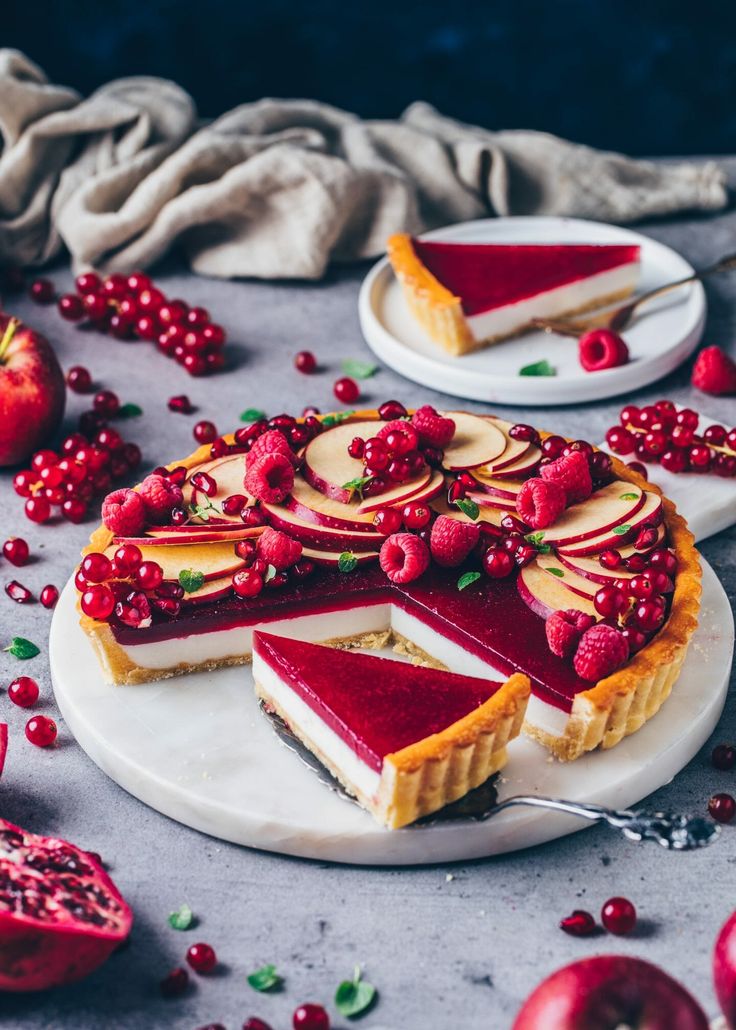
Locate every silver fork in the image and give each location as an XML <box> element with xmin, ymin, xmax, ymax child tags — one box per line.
<box><xmin>263</xmin><ymin>706</ymin><xmax>720</xmax><ymax>851</ymax></box>
<box><xmin>531</xmin><ymin>250</ymin><xmax>736</xmax><ymax>337</ymax></box>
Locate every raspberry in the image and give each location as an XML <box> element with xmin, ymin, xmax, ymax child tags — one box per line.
<box><xmin>546</xmin><ymin>609</ymin><xmax>596</xmax><ymax>658</ymax></box>
<box><xmin>139</xmin><ymin>474</ymin><xmax>184</xmax><ymax>524</ymax></box>
<box><xmin>691</xmin><ymin>345</ymin><xmax>736</xmax><ymax>396</ymax></box>
<box><xmin>540</xmin><ymin>450</ymin><xmax>592</xmax><ymax>504</ymax></box>
<box><xmin>411</xmin><ymin>405</ymin><xmax>456</xmax><ymax>448</ymax></box>
<box><xmin>379</xmin><ymin>532</ymin><xmax>430</xmax><ymax>584</ymax></box>
<box><xmin>578</xmin><ymin>329</ymin><xmax>630</xmax><ymax>372</ymax></box>
<box><xmin>429</xmin><ymin>514</ymin><xmax>480</xmax><ymax>567</ymax></box>
<box><xmin>516</xmin><ymin>477</ymin><xmax>566</xmax><ymax>530</ymax></box>
<box><xmin>573</xmin><ymin>623</ymin><xmax>630</xmax><ymax>682</ymax></box>
<box><xmin>257</xmin><ymin>527</ymin><xmax>302</xmax><ymax>570</ymax></box>
<box><xmin>248</xmin><ymin>429</ymin><xmax>298</xmax><ymax>466</ymax></box>
<box><xmin>244</xmin><ymin>452</ymin><xmax>294</xmax><ymax>503</ymax></box>
<box><xmin>101</xmin><ymin>489</ymin><xmax>146</xmax><ymax>536</ymax></box>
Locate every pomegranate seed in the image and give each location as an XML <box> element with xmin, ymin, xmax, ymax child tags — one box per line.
<box><xmin>76</xmin><ymin>271</ymin><xmax>102</xmax><ymax>294</ymax></box>
<box><xmin>293</xmin><ymin>1005</ymin><xmax>330</xmax><ymax>1030</ymax></box>
<box><xmin>483</xmin><ymin>547</ymin><xmax>514</xmax><ymax>579</ymax></box>
<box><xmin>25</xmin><ymin>715</ymin><xmax>58</xmax><ymax>748</ymax></box>
<box><xmin>598</xmin><ymin>549</ymin><xmax>622</xmax><ymax>570</ymax></box>
<box><xmin>8</xmin><ymin>676</ymin><xmax>40</xmax><ymax>708</ymax></box>
<box><xmin>81</xmin><ymin>583</ymin><xmax>116</xmax><ymax>619</ymax></box>
<box><xmin>559</xmin><ymin>909</ymin><xmax>597</xmax><ymax>936</ymax></box>
<box><xmin>168</xmin><ymin>394</ymin><xmax>193</xmax><ymax>414</ymax></box>
<box><xmin>601</xmin><ymin>896</ymin><xmax>636</xmax><ymax>935</ymax></box>
<box><xmin>222</xmin><ymin>494</ymin><xmax>248</xmax><ymax>516</ymax></box>
<box><xmin>186</xmin><ymin>942</ymin><xmax>217</xmax><ymax>974</ymax></box>
<box><xmin>508</xmin><ymin>423</ymin><xmax>540</xmax><ymax>444</ymax></box>
<box><xmin>241</xmin><ymin>508</ymin><xmax>267</xmax><ymax>528</ymax></box>
<box><xmin>29</xmin><ymin>278</ymin><xmax>55</xmax><ymax>304</ymax></box>
<box><xmin>348</xmin><ymin>436</ymin><xmax>365</xmax><ymax>459</ymax></box>
<box><xmin>3</xmin><ymin>537</ymin><xmax>30</xmax><ymax>567</ymax></box>
<box><xmin>40</xmin><ymin>585</ymin><xmax>59</xmax><ymax>609</ymax></box>
<box><xmin>25</xmin><ymin>496</ymin><xmax>51</xmax><ymax>524</ymax></box>
<box><xmin>373</xmin><ymin>508</ymin><xmax>403</xmax><ymax>536</ymax></box>
<box><xmin>160</xmin><ymin>967</ymin><xmax>189</xmax><ymax>998</ymax></box>
<box><xmin>136</xmin><ymin>562</ymin><xmax>164</xmax><ymax>591</ymax></box>
<box><xmin>291</xmin><ymin>559</ymin><xmax>315</xmax><ymax>580</ymax></box>
<box><xmin>235</xmin><ymin>540</ymin><xmax>257</xmax><ymax>562</ymax></box>
<box><xmin>6</xmin><ymin>580</ymin><xmax>34</xmax><ymax>604</ymax></box>
<box><xmin>194</xmin><ymin>420</ymin><xmax>217</xmax><ymax>444</ymax></box>
<box><xmin>81</xmin><ymin>552</ymin><xmax>112</xmax><ymax>583</ymax></box>
<box><xmin>378</xmin><ymin>399</ymin><xmax>408</xmax><ymax>420</ymax></box>
<box><xmin>712</xmin><ymin>744</ymin><xmax>736</xmax><ymax>771</ymax></box>
<box><xmin>191</xmin><ymin>471</ymin><xmax>217</xmax><ymax>497</ymax></box>
<box><xmin>295</xmin><ymin>350</ymin><xmax>317</xmax><ymax>373</ymax></box>
<box><xmin>232</xmin><ymin>569</ymin><xmax>263</xmax><ymax>598</ymax></box>
<box><xmin>709</xmin><ymin>793</ymin><xmax>736</xmax><ymax>823</ymax></box>
<box><xmin>333</xmin><ymin>377</ymin><xmax>359</xmax><ymax>404</ymax></box>
<box><xmin>58</xmin><ymin>293</ymin><xmax>85</xmax><ymax>321</ymax></box>
<box><xmin>171</xmin><ymin>507</ymin><xmax>187</xmax><ymax>526</ymax></box>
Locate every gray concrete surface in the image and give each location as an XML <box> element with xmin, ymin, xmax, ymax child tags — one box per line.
<box><xmin>1</xmin><ymin>184</ymin><xmax>736</xmax><ymax>1028</ymax></box>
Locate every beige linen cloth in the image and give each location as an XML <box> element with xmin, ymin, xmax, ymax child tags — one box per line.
<box><xmin>0</xmin><ymin>49</ymin><xmax>728</xmax><ymax>280</ymax></box>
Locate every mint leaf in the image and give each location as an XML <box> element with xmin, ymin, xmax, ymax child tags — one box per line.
<box><xmin>612</xmin><ymin>524</ymin><xmax>632</xmax><ymax>536</ymax></box>
<box><xmin>620</xmin><ymin>492</ymin><xmax>639</xmax><ymax>501</ymax></box>
<box><xmin>342</xmin><ymin>358</ymin><xmax>378</xmax><ymax>380</ymax></box>
<box><xmin>247</xmin><ymin>964</ymin><xmax>281</xmax><ymax>992</ymax></box>
<box><xmin>335</xmin><ymin>966</ymin><xmax>377</xmax><ymax>1019</ymax></box>
<box><xmin>4</xmin><ymin>637</ymin><xmax>39</xmax><ymax>660</ymax></box>
<box><xmin>321</xmin><ymin>410</ymin><xmax>355</xmax><ymax>428</ymax></box>
<box><xmin>524</xmin><ymin>531</ymin><xmax>551</xmax><ymax>554</ymax></box>
<box><xmin>240</xmin><ymin>408</ymin><xmax>266</xmax><ymax>423</ymax></box>
<box><xmin>520</xmin><ymin>359</ymin><xmax>556</xmax><ymax>377</ymax></box>
<box><xmin>264</xmin><ymin>564</ymin><xmax>277</xmax><ymax>583</ymax></box>
<box><xmin>116</xmin><ymin>402</ymin><xmax>143</xmax><ymax>419</ymax></box>
<box><xmin>178</xmin><ymin>569</ymin><xmax>204</xmax><ymax>593</ymax></box>
<box><xmin>544</xmin><ymin>567</ymin><xmax>565</xmax><ymax>578</ymax></box>
<box><xmin>341</xmin><ymin>475</ymin><xmax>373</xmax><ymax>498</ymax></box>
<box><xmin>455</xmin><ymin>497</ymin><xmax>480</xmax><ymax>521</ymax></box>
<box><xmin>188</xmin><ymin>499</ymin><xmax>219</xmax><ymax>523</ymax></box>
<box><xmin>338</xmin><ymin>552</ymin><xmax>358</xmax><ymax>573</ymax></box>
<box><xmin>168</xmin><ymin>903</ymin><xmax>195</xmax><ymax>931</ymax></box>
<box><xmin>457</xmin><ymin>571</ymin><xmax>482</xmax><ymax>591</ymax></box>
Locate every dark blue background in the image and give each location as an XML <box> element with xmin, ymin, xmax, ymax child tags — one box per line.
<box><xmin>7</xmin><ymin>0</ymin><xmax>736</xmax><ymax>156</ymax></box>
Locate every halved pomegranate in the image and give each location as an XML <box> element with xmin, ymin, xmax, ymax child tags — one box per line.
<box><xmin>0</xmin><ymin>817</ymin><xmax>132</xmax><ymax>991</ymax></box>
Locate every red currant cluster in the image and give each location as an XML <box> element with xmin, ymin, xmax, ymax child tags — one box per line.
<box><xmin>592</xmin><ymin>544</ymin><xmax>676</xmax><ymax>649</ymax></box>
<box><xmin>12</xmin><ymin>402</ymin><xmax>141</xmax><ymax>526</ymax></box>
<box><xmin>33</xmin><ymin>271</ymin><xmax>227</xmax><ymax>377</ymax></box>
<box><xmin>347</xmin><ymin>403</ymin><xmax>430</xmax><ymax>498</ymax></box>
<box><xmin>75</xmin><ymin>546</ymin><xmax>180</xmax><ymax>626</ymax></box>
<box><xmin>605</xmin><ymin>400</ymin><xmax>736</xmax><ymax>476</ymax></box>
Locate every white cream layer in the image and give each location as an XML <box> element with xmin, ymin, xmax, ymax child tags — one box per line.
<box><xmin>118</xmin><ymin>601</ymin><xmax>571</xmax><ymax>739</ymax></box>
<box><xmin>466</xmin><ymin>263</ymin><xmax>638</xmax><ymax>341</ymax></box>
<box><xmin>253</xmin><ymin>648</ymin><xmax>382</xmax><ymax>800</ymax></box>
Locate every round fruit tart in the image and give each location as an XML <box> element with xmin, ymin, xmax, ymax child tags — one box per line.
<box><xmin>77</xmin><ymin>403</ymin><xmax>700</xmax><ymax>824</ymax></box>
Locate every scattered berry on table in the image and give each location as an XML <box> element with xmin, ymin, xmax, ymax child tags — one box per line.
<box><xmin>709</xmin><ymin>793</ymin><xmax>736</xmax><ymax>823</ymax></box>
<box><xmin>8</xmin><ymin>676</ymin><xmax>40</xmax><ymax>708</ymax></box>
<box><xmin>29</xmin><ymin>278</ymin><xmax>55</xmax><ymax>304</ymax></box>
<box><xmin>295</xmin><ymin>350</ymin><xmax>317</xmax><ymax>374</ymax></box>
<box><xmin>712</xmin><ymin>744</ymin><xmax>736</xmax><ymax>771</ymax></box>
<box><xmin>293</xmin><ymin>1004</ymin><xmax>330</xmax><ymax>1030</ymax></box>
<box><xmin>25</xmin><ymin>715</ymin><xmax>57</xmax><ymax>748</ymax></box>
<box><xmin>186</xmin><ymin>942</ymin><xmax>217</xmax><ymax>974</ymax></box>
<box><xmin>560</xmin><ymin>909</ymin><xmax>597</xmax><ymax>936</ymax></box>
<box><xmin>3</xmin><ymin>537</ymin><xmax>29</xmax><ymax>566</ymax></box>
<box><xmin>601</xmin><ymin>896</ymin><xmax>637</xmax><ymax>935</ymax></box>
<box><xmin>333</xmin><ymin>376</ymin><xmax>360</xmax><ymax>404</ymax></box>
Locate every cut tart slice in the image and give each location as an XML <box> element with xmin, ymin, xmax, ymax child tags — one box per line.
<box><xmin>387</xmin><ymin>234</ymin><xmax>640</xmax><ymax>356</ymax></box>
<box><xmin>252</xmin><ymin>631</ymin><xmax>530</xmax><ymax>828</ymax></box>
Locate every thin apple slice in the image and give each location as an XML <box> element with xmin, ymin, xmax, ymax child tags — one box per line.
<box><xmin>441</xmin><ymin>412</ymin><xmax>507</xmax><ymax>470</ymax></box>
<box><xmin>262</xmin><ymin>503</ymin><xmax>382</xmax><ymax>552</ymax></box>
<box><xmin>141</xmin><ymin>526</ymin><xmax>263</xmax><ymax>545</ymax></box>
<box><xmin>490</xmin><ymin>445</ymin><xmax>542</xmax><ymax>480</ymax></box>
<box><xmin>518</xmin><ymin>562</ymin><xmax>597</xmax><ymax>619</ymax></box>
<box><xmin>534</xmin><ymin>481</ymin><xmax>645</xmax><ymax>546</ymax></box>
<box><xmin>105</xmin><ymin>541</ymin><xmax>245</xmax><ymax>582</ymax></box>
<box><xmin>555</xmin><ymin>550</ymin><xmax>636</xmax><ymax>586</ymax></box>
<box><xmin>556</xmin><ymin>492</ymin><xmax>663</xmax><ymax>556</ymax></box>
<box><xmin>186</xmin><ymin>453</ymin><xmax>253</xmax><ymax>523</ymax></box>
<box><xmin>183</xmin><ymin>575</ymin><xmax>234</xmax><ymax>605</ymax></box>
<box><xmin>356</xmin><ymin>469</ymin><xmax>433</xmax><ymax>515</ymax></box>
<box><xmin>467</xmin><ymin>492</ymin><xmax>517</xmax><ymax>512</ymax></box>
<box><xmin>537</xmin><ymin>558</ymin><xmax>596</xmax><ymax>599</ymax></box>
<box><xmin>389</xmin><ymin>469</ymin><xmax>444</xmax><ymax>508</ymax></box>
<box><xmin>480</xmin><ymin>416</ymin><xmax>535</xmax><ymax>473</ymax></box>
<box><xmin>301</xmin><ymin>546</ymin><xmax>379</xmax><ymax>567</ymax></box>
<box><xmin>468</xmin><ymin>472</ymin><xmax>524</xmax><ymax>500</ymax></box>
<box><xmin>286</xmin><ymin>476</ymin><xmax>376</xmax><ymax>529</ymax></box>
<box><xmin>431</xmin><ymin>493</ymin><xmax>509</xmax><ymax>529</ymax></box>
<box><xmin>302</xmin><ymin>420</ymin><xmax>379</xmax><ymax>502</ymax></box>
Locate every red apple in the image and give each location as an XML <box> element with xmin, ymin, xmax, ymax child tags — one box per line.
<box><xmin>714</xmin><ymin>910</ymin><xmax>736</xmax><ymax>1027</ymax></box>
<box><xmin>513</xmin><ymin>955</ymin><xmax>708</xmax><ymax>1030</ymax></box>
<box><xmin>0</xmin><ymin>315</ymin><xmax>65</xmax><ymax>466</ymax></box>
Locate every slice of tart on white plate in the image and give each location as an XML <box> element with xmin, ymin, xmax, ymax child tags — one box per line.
<box><xmin>387</xmin><ymin>234</ymin><xmax>640</xmax><ymax>355</ymax></box>
<box><xmin>252</xmin><ymin>631</ymin><xmax>530</xmax><ymax>828</ymax></box>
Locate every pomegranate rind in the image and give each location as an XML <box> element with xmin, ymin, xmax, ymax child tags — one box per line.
<box><xmin>0</xmin><ymin>818</ymin><xmax>133</xmax><ymax>992</ymax></box>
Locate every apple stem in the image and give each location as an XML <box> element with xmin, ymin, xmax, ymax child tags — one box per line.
<box><xmin>0</xmin><ymin>318</ymin><xmax>19</xmax><ymax>364</ymax></box>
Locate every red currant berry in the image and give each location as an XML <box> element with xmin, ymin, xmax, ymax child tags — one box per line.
<box><xmin>715</xmin><ymin>454</ymin><xmax>736</xmax><ymax>478</ymax></box>
<box><xmin>629</xmin><ymin>574</ymin><xmax>656</xmax><ymax>600</ymax></box>
<box><xmin>232</xmin><ymin>569</ymin><xmax>263</xmax><ymax>597</ymax></box>
<box><xmin>295</xmin><ymin>350</ymin><xmax>317</xmax><ymax>373</ymax></box>
<box><xmin>632</xmin><ymin>599</ymin><xmax>665</xmax><ymax>633</ymax></box>
<box><xmin>113</xmin><ymin>543</ymin><xmax>143</xmax><ymax>576</ymax></box>
<box><xmin>619</xmin><ymin>404</ymin><xmax>641</xmax><ymax>427</ymax></box>
<box><xmin>8</xmin><ymin>676</ymin><xmax>40</xmax><ymax>708</ymax></box>
<box><xmin>703</xmin><ymin>424</ymin><xmax>727</xmax><ymax>446</ymax></box>
<box><xmin>594</xmin><ymin>585</ymin><xmax>628</xmax><ymax>618</ymax></box>
<box><xmin>138</xmin><ymin>287</ymin><xmax>166</xmax><ymax>312</ymax></box>
<box><xmin>559</xmin><ymin>909</ymin><xmax>597</xmax><ymax>936</ymax></box>
<box><xmin>25</xmin><ymin>715</ymin><xmax>57</xmax><ymax>748</ymax></box>
<box><xmin>75</xmin><ymin>271</ymin><xmax>102</xmax><ymax>294</ymax></box>
<box><xmin>160</xmin><ymin>967</ymin><xmax>189</xmax><ymax>998</ymax></box>
<box><xmin>708</xmin><ymin>793</ymin><xmax>736</xmax><ymax>823</ymax></box>
<box><xmin>136</xmin><ymin>561</ymin><xmax>164</xmax><ymax>591</ymax></box>
<box><xmin>509</xmin><ymin>423</ymin><xmax>540</xmax><ymax>444</ymax></box>
<box><xmin>626</xmin><ymin>461</ymin><xmax>648</xmax><ymax>479</ymax></box>
<box><xmin>378</xmin><ymin>399</ymin><xmax>408</xmax><ymax>420</ymax></box>
<box><xmin>25</xmin><ymin>496</ymin><xmax>51</xmax><ymax>524</ymax></box>
<box><xmin>688</xmin><ymin>444</ymin><xmax>712</xmax><ymax>471</ymax></box>
<box><xmin>676</xmin><ymin>408</ymin><xmax>699</xmax><ymax>430</ymax></box>
<box><xmin>58</xmin><ymin>293</ymin><xmax>85</xmax><ymax>321</ymax></box>
<box><xmin>712</xmin><ymin>744</ymin><xmax>736</xmax><ymax>771</ymax></box>
<box><xmin>373</xmin><ymin>508</ymin><xmax>403</xmax><ymax>535</ymax></box>
<box><xmin>29</xmin><ymin>278</ymin><xmax>55</xmax><ymax>304</ymax></box>
<box><xmin>621</xmin><ymin>625</ymin><xmax>647</xmax><ymax>654</ymax></box>
<box><xmin>726</xmin><ymin>428</ymin><xmax>736</xmax><ymax>452</ymax></box>
<box><xmin>40</xmin><ymin>584</ymin><xmax>59</xmax><ymax>609</ymax></box>
<box><xmin>642</xmin><ymin>429</ymin><xmax>667</xmax><ymax>457</ymax></box>
<box><xmin>601</xmin><ymin>896</ymin><xmax>636</xmax><ymax>935</ymax></box>
<box><xmin>186</xmin><ymin>942</ymin><xmax>217</xmax><ymax>974</ymax></box>
<box><xmin>637</xmin><ymin>406</ymin><xmax>661</xmax><ymax>431</ymax></box>
<box><xmin>194</xmin><ymin>420</ymin><xmax>217</xmax><ymax>444</ymax></box>
<box><xmin>202</xmin><ymin>323</ymin><xmax>226</xmax><ymax>347</ymax></box>
<box><xmin>81</xmin><ymin>583</ymin><xmax>115</xmax><ymax>619</ymax></box>
<box><xmin>3</xmin><ymin>537</ymin><xmax>30</xmax><ymax>567</ymax></box>
<box><xmin>648</xmin><ymin>548</ymin><xmax>677</xmax><ymax>576</ymax></box>
<box><xmin>243</xmin><ymin>1020</ymin><xmax>273</xmax><ymax>1030</ymax></box>
<box><xmin>402</xmin><ymin>503</ymin><xmax>431</xmax><ymax>530</ymax></box>
<box><xmin>605</xmin><ymin>426</ymin><xmax>636</xmax><ymax>455</ymax></box>
<box><xmin>81</xmin><ymin>552</ymin><xmax>112</xmax><ymax>583</ymax></box>
<box><xmin>62</xmin><ymin>498</ymin><xmax>87</xmax><ymax>523</ymax></box>
<box><xmin>82</xmin><ymin>292</ymin><xmax>109</xmax><ymax>321</ymax></box>
<box><xmin>186</xmin><ymin>305</ymin><xmax>209</xmax><ymax>326</ymax></box>
<box><xmin>293</xmin><ymin>1004</ymin><xmax>330</xmax><ymax>1030</ymax></box>
<box><xmin>93</xmin><ymin>390</ymin><xmax>120</xmax><ymax>416</ymax></box>
<box><xmin>483</xmin><ymin>547</ymin><xmax>514</xmax><ymax>579</ymax></box>
<box><xmin>333</xmin><ymin>377</ymin><xmax>359</xmax><ymax>404</ymax></box>
<box><xmin>541</xmin><ymin>435</ymin><xmax>566</xmax><ymax>459</ymax></box>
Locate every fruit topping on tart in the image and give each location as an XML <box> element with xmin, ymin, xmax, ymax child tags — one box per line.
<box><xmin>252</xmin><ymin>632</ymin><xmax>530</xmax><ymax>828</ymax></box>
<box><xmin>387</xmin><ymin>234</ymin><xmax>640</xmax><ymax>356</ymax></box>
<box><xmin>77</xmin><ymin>403</ymin><xmax>700</xmax><ymax>768</ymax></box>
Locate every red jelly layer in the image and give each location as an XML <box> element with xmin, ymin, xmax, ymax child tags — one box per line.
<box><xmin>112</xmin><ymin>563</ymin><xmax>588</xmax><ymax>712</ymax></box>
<box><xmin>254</xmin><ymin>631</ymin><xmax>503</xmax><ymax>772</ymax></box>
<box><xmin>411</xmin><ymin>239</ymin><xmax>640</xmax><ymax>317</ymax></box>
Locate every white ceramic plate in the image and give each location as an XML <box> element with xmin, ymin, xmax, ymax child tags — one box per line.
<box><xmin>358</xmin><ymin>217</ymin><xmax>706</xmax><ymax>406</ymax></box>
<box><xmin>51</xmin><ymin>561</ymin><xmax>731</xmax><ymax>866</ymax></box>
